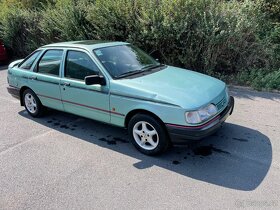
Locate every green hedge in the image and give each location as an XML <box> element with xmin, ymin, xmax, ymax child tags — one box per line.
<box><xmin>0</xmin><ymin>0</ymin><xmax>279</xmax><ymax>90</ymax></box>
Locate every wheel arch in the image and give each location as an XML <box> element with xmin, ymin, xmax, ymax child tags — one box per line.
<box><xmin>19</xmin><ymin>86</ymin><xmax>33</xmax><ymax>106</ymax></box>
<box><xmin>124</xmin><ymin>109</ymin><xmax>165</xmax><ymax>128</ymax></box>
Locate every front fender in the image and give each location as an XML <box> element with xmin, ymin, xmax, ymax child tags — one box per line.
<box><xmin>110</xmin><ymin>94</ymin><xmax>186</xmax><ymax>127</ymax></box>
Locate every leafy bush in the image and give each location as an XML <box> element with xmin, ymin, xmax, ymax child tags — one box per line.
<box><xmin>0</xmin><ymin>7</ymin><xmax>42</xmax><ymax>56</ymax></box>
<box><xmin>262</xmin><ymin>0</ymin><xmax>280</xmax><ymax>22</ymax></box>
<box><xmin>89</xmin><ymin>0</ymin><xmax>277</xmax><ymax>74</ymax></box>
<box><xmin>237</xmin><ymin>69</ymin><xmax>280</xmax><ymax>90</ymax></box>
<box><xmin>39</xmin><ymin>0</ymin><xmax>95</xmax><ymax>44</ymax></box>
<box><xmin>0</xmin><ymin>0</ymin><xmax>279</xmax><ymax>90</ymax></box>
<box><xmin>87</xmin><ymin>0</ymin><xmax>135</xmax><ymax>41</ymax></box>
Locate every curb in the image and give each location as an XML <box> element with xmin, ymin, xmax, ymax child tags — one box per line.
<box><xmin>228</xmin><ymin>85</ymin><xmax>280</xmax><ymax>94</ymax></box>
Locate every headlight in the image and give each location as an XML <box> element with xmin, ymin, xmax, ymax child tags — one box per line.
<box><xmin>185</xmin><ymin>104</ymin><xmax>218</xmax><ymax>124</ymax></box>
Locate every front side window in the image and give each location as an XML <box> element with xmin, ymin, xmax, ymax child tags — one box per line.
<box><xmin>93</xmin><ymin>44</ymin><xmax>160</xmax><ymax>78</ymax></box>
<box><xmin>65</xmin><ymin>50</ymin><xmax>99</xmax><ymax>80</ymax></box>
<box><xmin>19</xmin><ymin>51</ymin><xmax>41</xmax><ymax>70</ymax></box>
<box><xmin>37</xmin><ymin>50</ymin><xmax>63</xmax><ymax>76</ymax></box>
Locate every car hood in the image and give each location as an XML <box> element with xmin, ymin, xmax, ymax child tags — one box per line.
<box><xmin>110</xmin><ymin>66</ymin><xmax>226</xmax><ymax>110</ymax></box>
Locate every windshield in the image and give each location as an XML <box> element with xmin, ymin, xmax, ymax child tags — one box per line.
<box><xmin>93</xmin><ymin>45</ymin><xmax>160</xmax><ymax>78</ymax></box>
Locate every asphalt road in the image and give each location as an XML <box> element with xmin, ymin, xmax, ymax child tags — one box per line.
<box><xmin>0</xmin><ymin>66</ymin><xmax>279</xmax><ymax>209</ymax></box>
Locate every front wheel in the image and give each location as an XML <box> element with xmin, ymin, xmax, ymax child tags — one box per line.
<box><xmin>128</xmin><ymin>114</ymin><xmax>170</xmax><ymax>155</ymax></box>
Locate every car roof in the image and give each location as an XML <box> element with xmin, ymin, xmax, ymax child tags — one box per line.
<box><xmin>41</xmin><ymin>40</ymin><xmax>129</xmax><ymax>51</ymax></box>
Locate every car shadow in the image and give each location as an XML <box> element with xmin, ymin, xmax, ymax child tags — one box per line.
<box><xmin>18</xmin><ymin>109</ymin><xmax>272</xmax><ymax>191</ymax></box>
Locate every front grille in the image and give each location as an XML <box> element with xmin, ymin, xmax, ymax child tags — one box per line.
<box><xmin>216</xmin><ymin>96</ymin><xmax>227</xmax><ymax>111</ymax></box>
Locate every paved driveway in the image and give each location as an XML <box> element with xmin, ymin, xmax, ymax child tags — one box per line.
<box><xmin>0</xmin><ymin>67</ymin><xmax>279</xmax><ymax>209</ymax></box>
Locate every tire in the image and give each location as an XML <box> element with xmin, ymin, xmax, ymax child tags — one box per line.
<box><xmin>23</xmin><ymin>89</ymin><xmax>44</xmax><ymax>117</ymax></box>
<box><xmin>128</xmin><ymin>114</ymin><xmax>170</xmax><ymax>155</ymax></box>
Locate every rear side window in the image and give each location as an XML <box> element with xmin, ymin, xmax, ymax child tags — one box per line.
<box><xmin>37</xmin><ymin>50</ymin><xmax>63</xmax><ymax>76</ymax></box>
<box><xmin>19</xmin><ymin>51</ymin><xmax>41</xmax><ymax>70</ymax></box>
<box><xmin>65</xmin><ymin>50</ymin><xmax>99</xmax><ymax>80</ymax></box>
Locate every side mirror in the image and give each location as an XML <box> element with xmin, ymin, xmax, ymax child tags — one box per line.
<box><xmin>85</xmin><ymin>75</ymin><xmax>106</xmax><ymax>86</ymax></box>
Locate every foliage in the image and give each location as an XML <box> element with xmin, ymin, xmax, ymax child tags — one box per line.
<box><xmin>261</xmin><ymin>0</ymin><xmax>280</xmax><ymax>22</ymax></box>
<box><xmin>0</xmin><ymin>7</ymin><xmax>42</xmax><ymax>56</ymax></box>
<box><xmin>237</xmin><ymin>69</ymin><xmax>280</xmax><ymax>90</ymax></box>
<box><xmin>39</xmin><ymin>0</ymin><xmax>94</xmax><ymax>43</ymax></box>
<box><xmin>0</xmin><ymin>0</ymin><xmax>279</xmax><ymax>90</ymax></box>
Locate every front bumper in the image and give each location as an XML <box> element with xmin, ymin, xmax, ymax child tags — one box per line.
<box><xmin>166</xmin><ymin>96</ymin><xmax>234</xmax><ymax>144</ymax></box>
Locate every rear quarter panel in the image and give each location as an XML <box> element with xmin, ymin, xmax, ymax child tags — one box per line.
<box><xmin>8</xmin><ymin>66</ymin><xmax>32</xmax><ymax>90</ymax></box>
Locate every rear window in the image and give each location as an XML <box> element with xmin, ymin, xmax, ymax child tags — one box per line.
<box><xmin>19</xmin><ymin>51</ymin><xmax>41</xmax><ymax>70</ymax></box>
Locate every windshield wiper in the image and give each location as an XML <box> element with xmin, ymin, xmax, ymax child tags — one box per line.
<box><xmin>141</xmin><ymin>63</ymin><xmax>165</xmax><ymax>71</ymax></box>
<box><xmin>116</xmin><ymin>69</ymin><xmax>144</xmax><ymax>78</ymax></box>
<box><xmin>116</xmin><ymin>64</ymin><xmax>165</xmax><ymax>79</ymax></box>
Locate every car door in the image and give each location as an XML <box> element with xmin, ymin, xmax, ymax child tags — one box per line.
<box><xmin>60</xmin><ymin>49</ymin><xmax>110</xmax><ymax>123</ymax></box>
<box><xmin>28</xmin><ymin>49</ymin><xmax>64</xmax><ymax>111</ymax></box>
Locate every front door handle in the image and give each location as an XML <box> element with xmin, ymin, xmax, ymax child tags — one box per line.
<box><xmin>63</xmin><ymin>82</ymin><xmax>70</xmax><ymax>86</ymax></box>
<box><xmin>30</xmin><ymin>76</ymin><xmax>37</xmax><ymax>80</ymax></box>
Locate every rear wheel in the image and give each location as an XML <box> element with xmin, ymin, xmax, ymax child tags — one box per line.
<box><xmin>23</xmin><ymin>89</ymin><xmax>44</xmax><ymax>117</ymax></box>
<box><xmin>128</xmin><ymin>114</ymin><xmax>170</xmax><ymax>155</ymax></box>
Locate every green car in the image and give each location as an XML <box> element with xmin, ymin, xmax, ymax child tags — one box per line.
<box><xmin>7</xmin><ymin>41</ymin><xmax>234</xmax><ymax>155</ymax></box>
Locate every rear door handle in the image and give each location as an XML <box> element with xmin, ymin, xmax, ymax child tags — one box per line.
<box><xmin>63</xmin><ymin>82</ymin><xmax>70</xmax><ymax>86</ymax></box>
<box><xmin>30</xmin><ymin>76</ymin><xmax>37</xmax><ymax>80</ymax></box>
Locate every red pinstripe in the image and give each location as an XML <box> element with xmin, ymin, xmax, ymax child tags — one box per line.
<box><xmin>166</xmin><ymin>115</ymin><xmax>220</xmax><ymax>129</ymax></box>
<box><xmin>37</xmin><ymin>93</ymin><xmax>125</xmax><ymax>116</ymax></box>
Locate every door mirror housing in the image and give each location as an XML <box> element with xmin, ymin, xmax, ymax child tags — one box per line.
<box><xmin>85</xmin><ymin>75</ymin><xmax>106</xmax><ymax>86</ymax></box>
